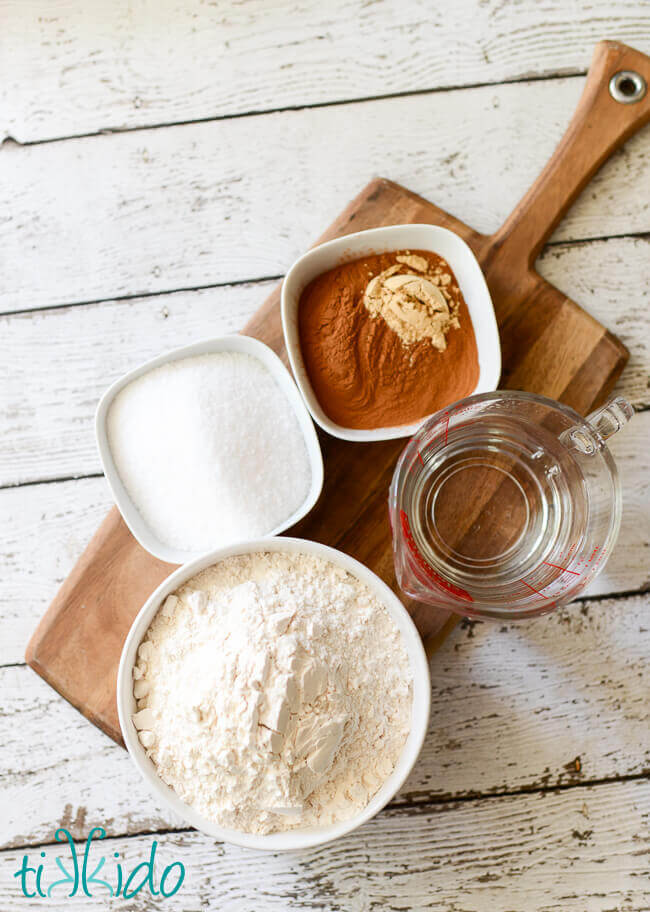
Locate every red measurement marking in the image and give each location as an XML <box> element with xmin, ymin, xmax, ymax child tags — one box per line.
<box><xmin>542</xmin><ymin>561</ymin><xmax>581</xmax><ymax>576</ymax></box>
<box><xmin>400</xmin><ymin>510</ymin><xmax>473</xmax><ymax>603</ymax></box>
<box><xmin>519</xmin><ymin>579</ymin><xmax>550</xmax><ymax>599</ymax></box>
<box><xmin>443</xmin><ymin>404</ymin><xmax>460</xmax><ymax>445</ymax></box>
<box><xmin>588</xmin><ymin>547</ymin><xmax>600</xmax><ymax>562</ymax></box>
<box><xmin>407</xmin><ymin>450</ymin><xmax>422</xmax><ymax>476</ymax></box>
<box><xmin>417</xmin><ymin>449</ymin><xmax>424</xmax><ymax>466</ymax></box>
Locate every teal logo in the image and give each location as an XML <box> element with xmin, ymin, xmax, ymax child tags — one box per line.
<box><xmin>14</xmin><ymin>827</ymin><xmax>185</xmax><ymax>899</ymax></box>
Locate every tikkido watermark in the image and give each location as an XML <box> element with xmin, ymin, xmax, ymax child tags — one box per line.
<box><xmin>13</xmin><ymin>827</ymin><xmax>185</xmax><ymax>900</ymax></box>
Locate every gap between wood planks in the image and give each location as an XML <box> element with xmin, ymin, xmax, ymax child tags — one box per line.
<box><xmin>0</xmin><ymin>275</ymin><xmax>284</xmax><ymax>320</ymax></box>
<box><xmin>0</xmin><ymin>399</ymin><xmax>648</xmax><ymax>494</ymax></box>
<box><xmin>0</xmin><ymin>71</ymin><xmax>581</xmax><ymax>150</ymax></box>
<box><xmin>3</xmin><ymin>581</ymin><xmax>649</xmax><ymax>674</ymax></box>
<box><xmin>0</xmin><ymin>230</ymin><xmax>647</xmax><ymax>322</ymax></box>
<box><xmin>3</xmin><ymin>769</ymin><xmax>649</xmax><ymax>856</ymax></box>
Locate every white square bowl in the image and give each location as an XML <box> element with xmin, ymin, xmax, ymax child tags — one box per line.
<box><xmin>281</xmin><ymin>224</ymin><xmax>501</xmax><ymax>442</ymax></box>
<box><xmin>117</xmin><ymin>536</ymin><xmax>431</xmax><ymax>851</ymax></box>
<box><xmin>95</xmin><ymin>335</ymin><xmax>324</xmax><ymax>564</ymax></box>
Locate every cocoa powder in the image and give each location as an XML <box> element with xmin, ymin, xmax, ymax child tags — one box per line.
<box><xmin>298</xmin><ymin>250</ymin><xmax>480</xmax><ymax>430</ymax></box>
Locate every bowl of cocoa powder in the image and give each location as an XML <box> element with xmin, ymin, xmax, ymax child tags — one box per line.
<box><xmin>281</xmin><ymin>224</ymin><xmax>501</xmax><ymax>441</ymax></box>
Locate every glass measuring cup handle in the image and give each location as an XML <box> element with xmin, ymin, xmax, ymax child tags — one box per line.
<box><xmin>587</xmin><ymin>396</ymin><xmax>635</xmax><ymax>440</ymax></box>
<box><xmin>561</xmin><ymin>396</ymin><xmax>634</xmax><ymax>456</ymax></box>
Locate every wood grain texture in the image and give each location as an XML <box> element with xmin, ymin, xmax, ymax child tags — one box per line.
<box><xmin>0</xmin><ymin>282</ymin><xmax>270</xmax><ymax>486</ymax></box>
<box><xmin>0</xmin><ymin>477</ymin><xmax>113</xmax><ymax>668</ymax></box>
<box><xmin>1</xmin><ymin>5</ymin><xmax>649</xmax><ymax>908</ymax></box>
<box><xmin>3</xmin><ymin>75</ymin><xmax>650</xmax><ymax>314</ymax></box>
<box><xmin>492</xmin><ymin>41</ymin><xmax>650</xmax><ymax>267</ymax></box>
<box><xmin>0</xmin><ymin>237</ymin><xmax>648</xmax><ymax>489</ymax></box>
<box><xmin>5</xmin><ymin>591</ymin><xmax>650</xmax><ymax>849</ymax></box>
<box><xmin>2</xmin><ymin>3</ymin><xmax>649</xmax><ymax>907</ymax></box>
<box><xmin>1</xmin><ymin>0</ymin><xmax>649</xmax><ymax>143</ymax></box>
<box><xmin>27</xmin><ymin>42</ymin><xmax>650</xmax><ymax>743</ymax></box>
<box><xmin>1</xmin><ymin>779</ymin><xmax>649</xmax><ymax>910</ymax></box>
<box><xmin>25</xmin><ymin>508</ymin><xmax>176</xmax><ymax>742</ymax></box>
<box><xmin>17</xmin><ymin>177</ymin><xmax>622</xmax><ymax>736</ymax></box>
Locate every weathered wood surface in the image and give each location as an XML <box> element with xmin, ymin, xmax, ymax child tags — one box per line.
<box><xmin>3</xmin><ymin>76</ymin><xmax>650</xmax><ymax>315</ymax></box>
<box><xmin>3</xmin><ymin>592</ymin><xmax>649</xmax><ymax>849</ymax></box>
<box><xmin>2</xmin><ymin>3</ymin><xmax>650</xmax><ymax>908</ymax></box>
<box><xmin>1</xmin><ymin>237</ymin><xmax>647</xmax><ymax>488</ymax></box>
<box><xmin>26</xmin><ymin>28</ymin><xmax>650</xmax><ymax>700</ymax></box>
<box><xmin>24</xmin><ymin>44</ymin><xmax>650</xmax><ymax>734</ymax></box>
<box><xmin>1</xmin><ymin>779</ymin><xmax>649</xmax><ymax>911</ymax></box>
<box><xmin>1</xmin><ymin>0</ymin><xmax>649</xmax><ymax>143</ymax></box>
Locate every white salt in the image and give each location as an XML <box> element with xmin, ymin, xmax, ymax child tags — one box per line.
<box><xmin>106</xmin><ymin>351</ymin><xmax>312</xmax><ymax>551</ymax></box>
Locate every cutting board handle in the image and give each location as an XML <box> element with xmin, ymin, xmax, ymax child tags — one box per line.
<box><xmin>491</xmin><ymin>40</ymin><xmax>650</xmax><ymax>267</ymax></box>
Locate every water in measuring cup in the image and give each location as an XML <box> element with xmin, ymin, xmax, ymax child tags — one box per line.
<box><xmin>403</xmin><ymin>414</ymin><xmax>590</xmax><ymax>606</ymax></box>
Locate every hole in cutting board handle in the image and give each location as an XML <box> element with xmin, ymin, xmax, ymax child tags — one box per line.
<box><xmin>609</xmin><ymin>70</ymin><xmax>647</xmax><ymax>104</ymax></box>
<box><xmin>490</xmin><ymin>41</ymin><xmax>650</xmax><ymax>267</ymax></box>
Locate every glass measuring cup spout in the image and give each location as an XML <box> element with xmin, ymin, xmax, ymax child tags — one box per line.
<box><xmin>561</xmin><ymin>396</ymin><xmax>634</xmax><ymax>456</ymax></box>
<box><xmin>389</xmin><ymin>391</ymin><xmax>633</xmax><ymax>621</ymax></box>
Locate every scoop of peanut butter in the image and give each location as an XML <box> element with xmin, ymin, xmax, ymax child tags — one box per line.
<box><xmin>363</xmin><ymin>254</ymin><xmax>460</xmax><ymax>350</ymax></box>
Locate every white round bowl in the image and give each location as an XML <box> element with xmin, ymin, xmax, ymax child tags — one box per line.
<box><xmin>117</xmin><ymin>537</ymin><xmax>431</xmax><ymax>851</ymax></box>
<box><xmin>95</xmin><ymin>335</ymin><xmax>324</xmax><ymax>564</ymax></box>
<box><xmin>281</xmin><ymin>223</ymin><xmax>501</xmax><ymax>442</ymax></box>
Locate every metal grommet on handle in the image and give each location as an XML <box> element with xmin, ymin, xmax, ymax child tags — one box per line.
<box><xmin>608</xmin><ymin>70</ymin><xmax>647</xmax><ymax>104</ymax></box>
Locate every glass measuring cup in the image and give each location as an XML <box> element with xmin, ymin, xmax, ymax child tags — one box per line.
<box><xmin>389</xmin><ymin>391</ymin><xmax>633</xmax><ymax>620</ymax></box>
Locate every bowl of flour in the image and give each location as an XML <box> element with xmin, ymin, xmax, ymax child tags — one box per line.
<box><xmin>117</xmin><ymin>538</ymin><xmax>430</xmax><ymax>850</ymax></box>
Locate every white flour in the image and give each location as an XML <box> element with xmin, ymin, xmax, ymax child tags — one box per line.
<box><xmin>106</xmin><ymin>352</ymin><xmax>311</xmax><ymax>552</ymax></box>
<box><xmin>132</xmin><ymin>551</ymin><xmax>413</xmax><ymax>834</ymax></box>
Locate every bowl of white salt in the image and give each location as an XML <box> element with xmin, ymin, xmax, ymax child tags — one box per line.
<box><xmin>95</xmin><ymin>335</ymin><xmax>324</xmax><ymax>564</ymax></box>
<box><xmin>117</xmin><ymin>537</ymin><xmax>431</xmax><ymax>851</ymax></box>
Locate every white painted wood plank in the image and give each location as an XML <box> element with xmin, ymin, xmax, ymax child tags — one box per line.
<box><xmin>2</xmin><ymin>77</ymin><xmax>650</xmax><ymax>313</ymax></box>
<box><xmin>1</xmin><ymin>237</ymin><xmax>648</xmax><ymax>489</ymax></box>
<box><xmin>2</xmin><ymin>0</ymin><xmax>649</xmax><ymax>143</ymax></box>
<box><xmin>0</xmin><ymin>477</ymin><xmax>113</xmax><ymax>667</ymax></box>
<box><xmin>585</xmin><ymin>410</ymin><xmax>650</xmax><ymax>598</ymax></box>
<box><xmin>0</xmin><ymin>663</ymin><xmax>179</xmax><ymax>852</ymax></box>
<box><xmin>1</xmin><ymin>779</ymin><xmax>649</xmax><ymax>910</ymax></box>
<box><xmin>0</xmin><ymin>282</ymin><xmax>267</xmax><ymax>485</ymax></box>
<box><xmin>3</xmin><ymin>591</ymin><xmax>648</xmax><ymax>847</ymax></box>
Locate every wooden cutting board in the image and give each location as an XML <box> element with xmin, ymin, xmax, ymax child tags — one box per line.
<box><xmin>27</xmin><ymin>41</ymin><xmax>650</xmax><ymax>746</ymax></box>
